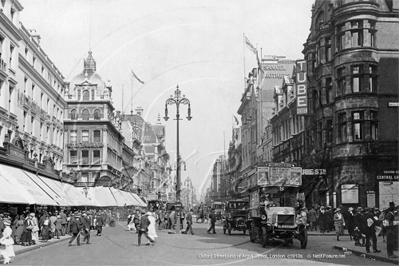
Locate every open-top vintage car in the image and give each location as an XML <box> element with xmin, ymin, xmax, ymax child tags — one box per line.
<box><xmin>223</xmin><ymin>199</ymin><xmax>249</xmax><ymax>235</ymax></box>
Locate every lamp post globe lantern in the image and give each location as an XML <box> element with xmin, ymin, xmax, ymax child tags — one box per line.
<box><xmin>163</xmin><ymin>84</ymin><xmax>192</xmax><ymax>233</ymax></box>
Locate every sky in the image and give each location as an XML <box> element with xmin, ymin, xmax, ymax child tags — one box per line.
<box><xmin>19</xmin><ymin>0</ymin><xmax>315</xmax><ymax>199</ymax></box>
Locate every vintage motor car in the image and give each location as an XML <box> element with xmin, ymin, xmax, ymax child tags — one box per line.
<box><xmin>222</xmin><ymin>199</ymin><xmax>249</xmax><ymax>235</ymax></box>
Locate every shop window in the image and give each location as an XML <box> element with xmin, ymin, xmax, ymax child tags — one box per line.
<box><xmin>82</xmin><ymin>90</ymin><xmax>90</xmax><ymax>101</ymax></box>
<box><xmin>337</xmin><ymin>113</ymin><xmax>347</xmax><ymax>143</ymax></box>
<box><xmin>82</xmin><ymin>109</ymin><xmax>90</xmax><ymax>120</ymax></box>
<box><xmin>70</xmin><ymin>150</ymin><xmax>77</xmax><ymax>164</ymax></box>
<box><xmin>352</xmin><ymin>65</ymin><xmax>363</xmax><ymax>93</ymax></box>
<box><xmin>93</xmin><ymin>130</ymin><xmax>101</xmax><ymax>142</ymax></box>
<box><xmin>70</xmin><ymin>130</ymin><xmax>77</xmax><ymax>143</ymax></box>
<box><xmin>352</xmin><ymin>111</ymin><xmax>364</xmax><ymax>140</ymax></box>
<box><xmin>82</xmin><ymin>150</ymin><xmax>89</xmax><ymax>164</ymax></box>
<box><xmin>82</xmin><ymin>130</ymin><xmax>89</xmax><ymax>143</ymax></box>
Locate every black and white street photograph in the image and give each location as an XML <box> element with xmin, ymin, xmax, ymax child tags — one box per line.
<box><xmin>0</xmin><ymin>0</ymin><xmax>398</xmax><ymax>265</ymax></box>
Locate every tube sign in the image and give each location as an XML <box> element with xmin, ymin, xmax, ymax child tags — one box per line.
<box><xmin>296</xmin><ymin>60</ymin><xmax>308</xmax><ymax>115</ymax></box>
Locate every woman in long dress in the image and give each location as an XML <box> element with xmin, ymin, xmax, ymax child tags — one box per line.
<box><xmin>127</xmin><ymin>213</ymin><xmax>135</xmax><ymax>231</ymax></box>
<box><xmin>20</xmin><ymin>215</ymin><xmax>33</xmax><ymax>246</ymax></box>
<box><xmin>0</xmin><ymin>219</ymin><xmax>15</xmax><ymax>264</ymax></box>
<box><xmin>14</xmin><ymin>216</ymin><xmax>25</xmax><ymax>245</ymax></box>
<box><xmin>146</xmin><ymin>212</ymin><xmax>158</xmax><ymax>245</ymax></box>
<box><xmin>41</xmin><ymin>215</ymin><xmax>51</xmax><ymax>242</ymax></box>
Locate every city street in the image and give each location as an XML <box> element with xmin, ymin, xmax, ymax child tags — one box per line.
<box><xmin>12</xmin><ymin>220</ymin><xmax>393</xmax><ymax>266</ymax></box>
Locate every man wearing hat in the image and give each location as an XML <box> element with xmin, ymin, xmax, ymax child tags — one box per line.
<box><xmin>207</xmin><ymin>209</ymin><xmax>216</xmax><ymax>234</ymax></box>
<box><xmin>385</xmin><ymin>202</ymin><xmax>398</xmax><ymax>258</ymax></box>
<box><xmin>0</xmin><ymin>218</ymin><xmax>15</xmax><ymax>264</ymax></box>
<box><xmin>333</xmin><ymin>208</ymin><xmax>345</xmax><ymax>241</ymax></box>
<box><xmin>354</xmin><ymin>207</ymin><xmax>365</xmax><ymax>246</ymax></box>
<box><xmin>80</xmin><ymin>212</ymin><xmax>91</xmax><ymax>244</ymax></box>
<box><xmin>346</xmin><ymin>207</ymin><xmax>355</xmax><ymax>241</ymax></box>
<box><xmin>137</xmin><ymin>211</ymin><xmax>154</xmax><ymax>246</ymax></box>
<box><xmin>68</xmin><ymin>214</ymin><xmax>83</xmax><ymax>246</ymax></box>
<box><xmin>95</xmin><ymin>211</ymin><xmax>105</xmax><ymax>236</ymax></box>
<box><xmin>362</xmin><ymin>207</ymin><xmax>381</xmax><ymax>253</ymax></box>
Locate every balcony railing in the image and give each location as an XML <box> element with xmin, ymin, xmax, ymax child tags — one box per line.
<box><xmin>74</xmin><ymin>182</ymin><xmax>95</xmax><ymax>187</ymax></box>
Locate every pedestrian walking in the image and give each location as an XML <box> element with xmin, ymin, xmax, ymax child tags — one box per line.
<box><xmin>333</xmin><ymin>208</ymin><xmax>345</xmax><ymax>241</ymax></box>
<box><xmin>0</xmin><ymin>219</ymin><xmax>15</xmax><ymax>264</ymax></box>
<box><xmin>49</xmin><ymin>212</ymin><xmax>57</xmax><ymax>239</ymax></box>
<box><xmin>40</xmin><ymin>214</ymin><xmax>51</xmax><ymax>242</ymax></box>
<box><xmin>30</xmin><ymin>213</ymin><xmax>39</xmax><ymax>245</ymax></box>
<box><xmin>362</xmin><ymin>207</ymin><xmax>381</xmax><ymax>253</ymax></box>
<box><xmin>80</xmin><ymin>213</ymin><xmax>91</xmax><ymax>244</ymax></box>
<box><xmin>54</xmin><ymin>215</ymin><xmax>62</xmax><ymax>239</ymax></box>
<box><xmin>137</xmin><ymin>211</ymin><xmax>154</xmax><ymax>246</ymax></box>
<box><xmin>207</xmin><ymin>209</ymin><xmax>216</xmax><ymax>234</ymax></box>
<box><xmin>354</xmin><ymin>207</ymin><xmax>366</xmax><ymax>246</ymax></box>
<box><xmin>14</xmin><ymin>215</ymin><xmax>24</xmax><ymax>245</ymax></box>
<box><xmin>133</xmin><ymin>210</ymin><xmax>141</xmax><ymax>233</ymax></box>
<box><xmin>68</xmin><ymin>214</ymin><xmax>83</xmax><ymax>247</ymax></box>
<box><xmin>384</xmin><ymin>202</ymin><xmax>398</xmax><ymax>258</ymax></box>
<box><xmin>184</xmin><ymin>209</ymin><xmax>195</xmax><ymax>235</ymax></box>
<box><xmin>95</xmin><ymin>212</ymin><xmax>104</xmax><ymax>236</ymax></box>
<box><xmin>146</xmin><ymin>212</ymin><xmax>158</xmax><ymax>245</ymax></box>
<box><xmin>345</xmin><ymin>207</ymin><xmax>355</xmax><ymax>241</ymax></box>
<box><xmin>307</xmin><ymin>207</ymin><xmax>317</xmax><ymax>231</ymax></box>
<box><xmin>318</xmin><ymin>206</ymin><xmax>327</xmax><ymax>233</ymax></box>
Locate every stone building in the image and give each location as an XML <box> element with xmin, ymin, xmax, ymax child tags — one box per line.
<box><xmin>63</xmin><ymin>51</ymin><xmax>135</xmax><ymax>190</ymax></box>
<box><xmin>301</xmin><ymin>0</ymin><xmax>399</xmax><ymax>208</ymax></box>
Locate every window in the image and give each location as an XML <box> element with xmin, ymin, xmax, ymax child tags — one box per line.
<box><xmin>307</xmin><ymin>53</ymin><xmax>315</xmax><ymax>74</ymax></box>
<box><xmin>352</xmin><ymin>111</ymin><xmax>364</xmax><ymax>140</ymax></box>
<box><xmin>93</xmin><ymin>150</ymin><xmax>101</xmax><ymax>164</ymax></box>
<box><xmin>93</xmin><ymin>109</ymin><xmax>101</xmax><ymax>120</ymax></box>
<box><xmin>70</xmin><ymin>109</ymin><xmax>77</xmax><ymax>120</ymax></box>
<box><xmin>82</xmin><ymin>109</ymin><xmax>90</xmax><ymax>120</ymax></box>
<box><xmin>82</xmin><ymin>130</ymin><xmax>89</xmax><ymax>143</ymax></box>
<box><xmin>337</xmin><ymin>67</ymin><xmax>346</xmax><ymax>95</ymax></box>
<box><xmin>70</xmin><ymin>150</ymin><xmax>77</xmax><ymax>164</ymax></box>
<box><xmin>9</xmin><ymin>45</ymin><xmax>14</xmax><ymax>68</ymax></box>
<box><xmin>336</xmin><ymin>20</ymin><xmax>376</xmax><ymax>51</ymax></box>
<box><xmin>370</xmin><ymin>111</ymin><xmax>378</xmax><ymax>140</ymax></box>
<box><xmin>31</xmin><ymin>116</ymin><xmax>34</xmax><ymax>134</ymax></box>
<box><xmin>82</xmin><ymin>150</ymin><xmax>89</xmax><ymax>164</ymax></box>
<box><xmin>10</xmin><ymin>9</ymin><xmax>15</xmax><ymax>21</ymax></box>
<box><xmin>368</xmin><ymin>65</ymin><xmax>377</xmax><ymax>92</ymax></box>
<box><xmin>80</xmin><ymin>172</ymin><xmax>88</xmax><ymax>183</ymax></box>
<box><xmin>91</xmin><ymin>89</ymin><xmax>95</xmax><ymax>100</ymax></box>
<box><xmin>337</xmin><ymin>113</ymin><xmax>347</xmax><ymax>143</ymax></box>
<box><xmin>326</xmin><ymin>119</ymin><xmax>333</xmax><ymax>144</ymax></box>
<box><xmin>25</xmin><ymin>48</ymin><xmax>29</xmax><ymax>58</ymax></box>
<box><xmin>317</xmin><ymin>121</ymin><xmax>322</xmax><ymax>148</ymax></box>
<box><xmin>70</xmin><ymin>130</ymin><xmax>77</xmax><ymax>143</ymax></box>
<box><xmin>93</xmin><ymin>130</ymin><xmax>101</xmax><ymax>142</ymax></box>
<box><xmin>326</xmin><ymin>78</ymin><xmax>333</xmax><ymax>103</ymax></box>
<box><xmin>82</xmin><ymin>90</ymin><xmax>90</xmax><ymax>101</ymax></box>
<box><xmin>33</xmin><ymin>56</ymin><xmax>36</xmax><ymax>67</ymax></box>
<box><xmin>352</xmin><ymin>65</ymin><xmax>363</xmax><ymax>93</ymax></box>
<box><xmin>325</xmin><ymin>37</ymin><xmax>332</xmax><ymax>62</ymax></box>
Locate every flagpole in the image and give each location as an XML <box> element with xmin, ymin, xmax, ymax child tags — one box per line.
<box><xmin>122</xmin><ymin>84</ymin><xmax>124</xmax><ymax>115</ymax></box>
<box><xmin>131</xmin><ymin>71</ymin><xmax>133</xmax><ymax>114</ymax></box>
<box><xmin>243</xmin><ymin>33</ymin><xmax>246</xmax><ymax>89</ymax></box>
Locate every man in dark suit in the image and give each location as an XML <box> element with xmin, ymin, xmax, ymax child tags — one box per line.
<box><xmin>96</xmin><ymin>211</ymin><xmax>105</xmax><ymax>236</ymax></box>
<box><xmin>362</xmin><ymin>207</ymin><xmax>381</xmax><ymax>253</ymax></box>
<box><xmin>184</xmin><ymin>209</ymin><xmax>195</xmax><ymax>235</ymax></box>
<box><xmin>60</xmin><ymin>210</ymin><xmax>68</xmax><ymax>236</ymax></box>
<box><xmin>138</xmin><ymin>211</ymin><xmax>154</xmax><ymax>246</ymax></box>
<box><xmin>207</xmin><ymin>209</ymin><xmax>216</xmax><ymax>234</ymax></box>
<box><xmin>68</xmin><ymin>214</ymin><xmax>83</xmax><ymax>246</ymax></box>
<box><xmin>81</xmin><ymin>212</ymin><xmax>91</xmax><ymax>244</ymax></box>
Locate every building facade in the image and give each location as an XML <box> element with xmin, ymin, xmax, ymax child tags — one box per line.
<box><xmin>301</xmin><ymin>0</ymin><xmax>399</xmax><ymax>208</ymax></box>
<box><xmin>63</xmin><ymin>51</ymin><xmax>132</xmax><ymax>189</ymax></box>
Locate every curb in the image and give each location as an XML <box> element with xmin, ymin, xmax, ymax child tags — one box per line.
<box><xmin>15</xmin><ymin>237</ymin><xmax>70</xmax><ymax>256</ymax></box>
<box><xmin>333</xmin><ymin>245</ymin><xmax>399</xmax><ymax>265</ymax></box>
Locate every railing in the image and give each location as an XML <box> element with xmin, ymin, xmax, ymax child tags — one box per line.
<box><xmin>74</xmin><ymin>182</ymin><xmax>95</xmax><ymax>187</ymax></box>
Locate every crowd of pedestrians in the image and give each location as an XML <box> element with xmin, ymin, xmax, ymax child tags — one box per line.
<box><xmin>306</xmin><ymin>202</ymin><xmax>399</xmax><ymax>258</ymax></box>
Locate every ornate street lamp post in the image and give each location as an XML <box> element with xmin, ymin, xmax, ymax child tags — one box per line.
<box><xmin>164</xmin><ymin>85</ymin><xmax>192</xmax><ymax>233</ymax></box>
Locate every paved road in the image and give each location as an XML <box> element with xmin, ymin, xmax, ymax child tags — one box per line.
<box><xmin>12</xmin><ymin>221</ymin><xmax>392</xmax><ymax>266</ymax></box>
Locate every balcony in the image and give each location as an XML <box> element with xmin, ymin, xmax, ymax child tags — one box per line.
<box><xmin>0</xmin><ymin>58</ymin><xmax>7</xmax><ymax>80</ymax></box>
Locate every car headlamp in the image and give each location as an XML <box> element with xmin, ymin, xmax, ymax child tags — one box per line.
<box><xmin>261</xmin><ymin>215</ymin><xmax>266</xmax><ymax>220</ymax></box>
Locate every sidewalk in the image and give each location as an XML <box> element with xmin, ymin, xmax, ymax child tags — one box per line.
<box><xmin>13</xmin><ymin>234</ymin><xmax>71</xmax><ymax>255</ymax></box>
<box><xmin>331</xmin><ymin>235</ymin><xmax>398</xmax><ymax>265</ymax></box>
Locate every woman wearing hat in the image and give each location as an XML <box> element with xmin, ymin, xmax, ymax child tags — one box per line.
<box><xmin>333</xmin><ymin>208</ymin><xmax>345</xmax><ymax>241</ymax></box>
<box><xmin>20</xmin><ymin>215</ymin><xmax>33</xmax><ymax>246</ymax></box>
<box><xmin>0</xmin><ymin>219</ymin><xmax>15</xmax><ymax>264</ymax></box>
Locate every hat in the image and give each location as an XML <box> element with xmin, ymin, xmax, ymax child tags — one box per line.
<box><xmin>145</xmin><ymin>212</ymin><xmax>152</xmax><ymax>216</ymax></box>
<box><xmin>389</xmin><ymin>202</ymin><xmax>395</xmax><ymax>208</ymax></box>
<box><xmin>30</xmin><ymin>213</ymin><xmax>35</xmax><ymax>217</ymax></box>
<box><xmin>357</xmin><ymin>207</ymin><xmax>363</xmax><ymax>212</ymax></box>
<box><xmin>141</xmin><ymin>210</ymin><xmax>146</xmax><ymax>214</ymax></box>
<box><xmin>348</xmin><ymin>207</ymin><xmax>354</xmax><ymax>211</ymax></box>
<box><xmin>334</xmin><ymin>208</ymin><xmax>341</xmax><ymax>213</ymax></box>
<box><xmin>3</xmin><ymin>219</ymin><xmax>11</xmax><ymax>226</ymax></box>
<box><xmin>363</xmin><ymin>207</ymin><xmax>370</xmax><ymax>212</ymax></box>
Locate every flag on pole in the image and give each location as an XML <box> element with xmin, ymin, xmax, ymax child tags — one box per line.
<box><xmin>131</xmin><ymin>70</ymin><xmax>144</xmax><ymax>84</ymax></box>
<box><xmin>233</xmin><ymin>115</ymin><xmax>239</xmax><ymax>126</ymax></box>
<box><xmin>244</xmin><ymin>35</ymin><xmax>257</xmax><ymax>55</ymax></box>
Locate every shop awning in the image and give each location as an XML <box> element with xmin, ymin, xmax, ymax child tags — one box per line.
<box><xmin>91</xmin><ymin>187</ymin><xmax>118</xmax><ymax>207</ymax></box>
<box><xmin>120</xmin><ymin>191</ymin><xmax>142</xmax><ymax>206</ymax></box>
<box><xmin>57</xmin><ymin>183</ymin><xmax>94</xmax><ymax>206</ymax></box>
<box><xmin>0</xmin><ymin>168</ymin><xmax>30</xmax><ymax>205</ymax></box>
<box><xmin>0</xmin><ymin>164</ymin><xmax>58</xmax><ymax>206</ymax></box>
<box><xmin>109</xmin><ymin>188</ymin><xmax>129</xmax><ymax>207</ymax></box>
<box><xmin>23</xmin><ymin>171</ymin><xmax>72</xmax><ymax>207</ymax></box>
<box><xmin>130</xmin><ymin>193</ymin><xmax>147</xmax><ymax>207</ymax></box>
<box><xmin>34</xmin><ymin>175</ymin><xmax>76</xmax><ymax>206</ymax></box>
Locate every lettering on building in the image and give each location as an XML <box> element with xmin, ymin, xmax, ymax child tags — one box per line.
<box><xmin>295</xmin><ymin>60</ymin><xmax>308</xmax><ymax>115</ymax></box>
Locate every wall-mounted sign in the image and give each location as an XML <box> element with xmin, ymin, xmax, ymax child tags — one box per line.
<box><xmin>367</xmin><ymin>191</ymin><xmax>375</xmax><ymax>208</ymax></box>
<box><xmin>302</xmin><ymin>169</ymin><xmax>327</xmax><ymax>175</ymax></box>
<box><xmin>295</xmin><ymin>60</ymin><xmax>308</xmax><ymax>115</ymax></box>
<box><xmin>66</xmin><ymin>142</ymin><xmax>104</xmax><ymax>148</ymax></box>
<box><xmin>341</xmin><ymin>184</ymin><xmax>359</xmax><ymax>204</ymax></box>
<box><xmin>388</xmin><ymin>102</ymin><xmax>399</xmax><ymax>107</ymax></box>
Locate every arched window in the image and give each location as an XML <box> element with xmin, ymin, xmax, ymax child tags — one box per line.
<box><xmin>82</xmin><ymin>109</ymin><xmax>90</xmax><ymax>120</ymax></box>
<box><xmin>93</xmin><ymin>109</ymin><xmax>101</xmax><ymax>120</ymax></box>
<box><xmin>70</xmin><ymin>109</ymin><xmax>77</xmax><ymax>120</ymax></box>
<box><xmin>82</xmin><ymin>90</ymin><xmax>90</xmax><ymax>101</ymax></box>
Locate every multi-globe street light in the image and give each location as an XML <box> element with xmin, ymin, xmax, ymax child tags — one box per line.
<box><xmin>163</xmin><ymin>85</ymin><xmax>192</xmax><ymax>233</ymax></box>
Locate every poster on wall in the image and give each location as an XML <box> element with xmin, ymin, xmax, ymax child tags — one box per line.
<box><xmin>341</xmin><ymin>184</ymin><xmax>359</xmax><ymax>204</ymax></box>
<box><xmin>379</xmin><ymin>182</ymin><xmax>399</xmax><ymax>208</ymax></box>
<box><xmin>367</xmin><ymin>191</ymin><xmax>376</xmax><ymax>208</ymax></box>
